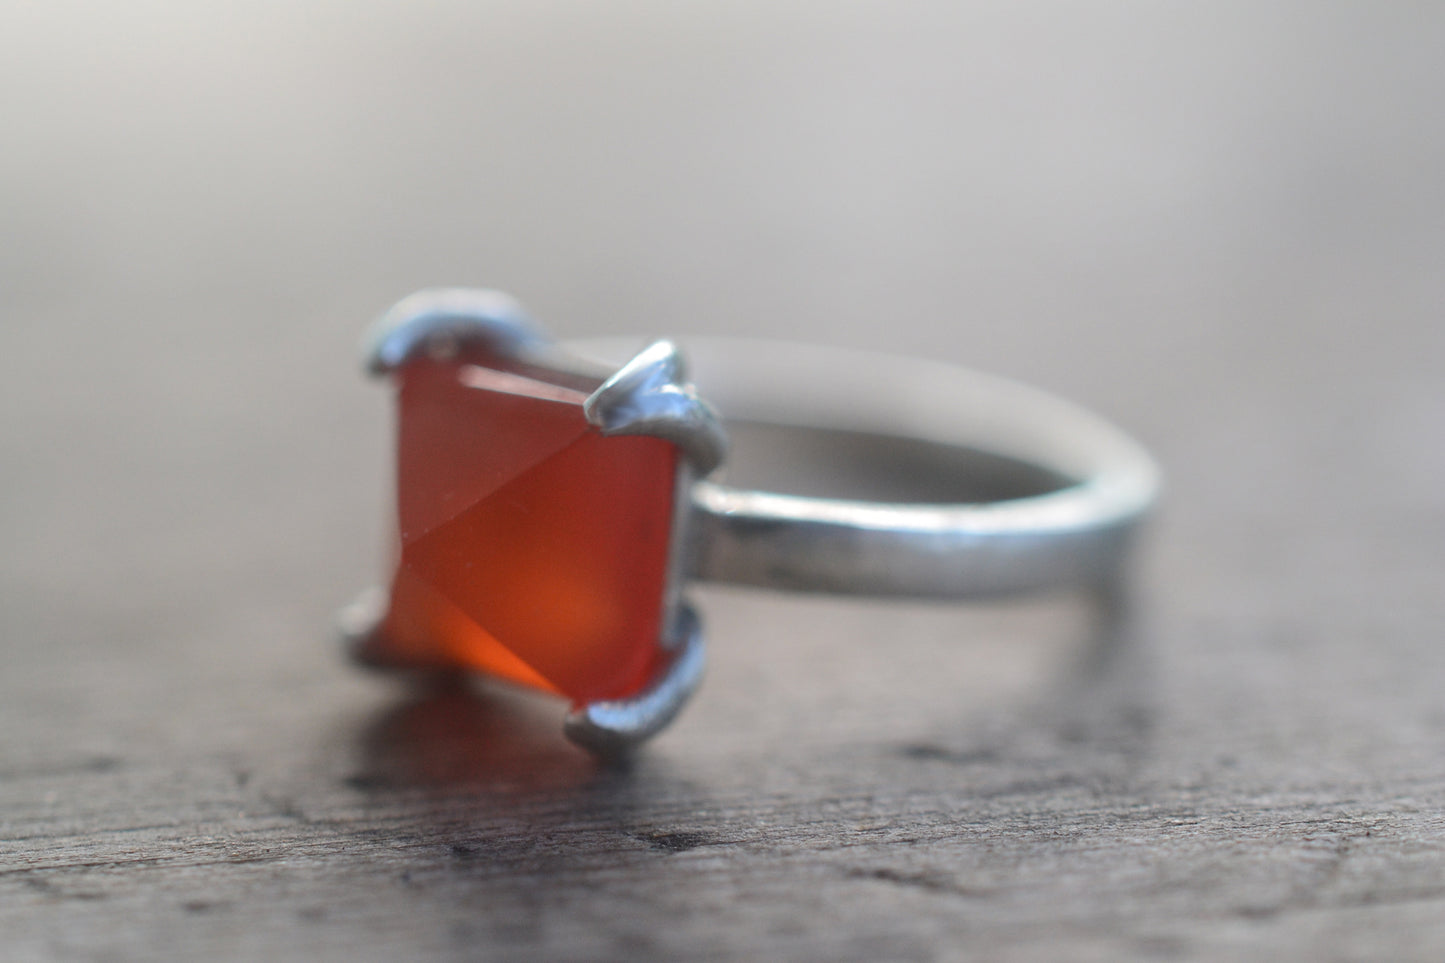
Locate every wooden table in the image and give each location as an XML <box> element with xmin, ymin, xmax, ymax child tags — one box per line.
<box><xmin>3</xmin><ymin>5</ymin><xmax>1442</xmax><ymax>960</ymax></box>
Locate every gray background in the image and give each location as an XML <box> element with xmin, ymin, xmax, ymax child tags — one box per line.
<box><xmin>2</xmin><ymin>3</ymin><xmax>1443</xmax><ymax>960</ymax></box>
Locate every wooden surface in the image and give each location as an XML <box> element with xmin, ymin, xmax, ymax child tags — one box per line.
<box><xmin>2</xmin><ymin>4</ymin><xmax>1443</xmax><ymax>960</ymax></box>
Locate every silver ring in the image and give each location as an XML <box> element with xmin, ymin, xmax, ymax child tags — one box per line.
<box><xmin>341</xmin><ymin>289</ymin><xmax>1160</xmax><ymax>756</ymax></box>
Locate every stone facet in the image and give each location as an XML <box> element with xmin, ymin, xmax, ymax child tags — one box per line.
<box><xmin>374</xmin><ymin>352</ymin><xmax>679</xmax><ymax>704</ymax></box>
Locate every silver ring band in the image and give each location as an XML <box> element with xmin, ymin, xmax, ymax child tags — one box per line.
<box><xmin>575</xmin><ymin>337</ymin><xmax>1160</xmax><ymax>600</ymax></box>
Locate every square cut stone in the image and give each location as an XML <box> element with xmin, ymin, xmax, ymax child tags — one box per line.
<box><xmin>375</xmin><ymin>352</ymin><xmax>678</xmax><ymax>703</ymax></box>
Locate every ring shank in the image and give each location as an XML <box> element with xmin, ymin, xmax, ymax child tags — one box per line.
<box><xmin>574</xmin><ymin>338</ymin><xmax>1160</xmax><ymax>600</ymax></box>
<box><xmin>682</xmin><ymin>339</ymin><xmax>1157</xmax><ymax>599</ymax></box>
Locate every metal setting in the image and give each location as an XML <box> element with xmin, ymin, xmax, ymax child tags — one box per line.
<box><xmin>364</xmin><ymin>287</ymin><xmax>548</xmax><ymax>375</ymax></box>
<box><xmin>563</xmin><ymin>336</ymin><xmax>725</xmax><ymax>753</ymax></box>
<box><xmin>562</xmin><ymin>602</ymin><xmax>707</xmax><ymax>757</ymax></box>
<box><xmin>348</xmin><ymin>290</ymin><xmax>719</xmax><ymax>757</ymax></box>
<box><xmin>347</xmin><ymin>289</ymin><xmax>1161</xmax><ymax>756</ymax></box>
<box><xmin>583</xmin><ymin>340</ymin><xmax>727</xmax><ymax>475</ymax></box>
<box><xmin>337</xmin><ymin>585</ymin><xmax>392</xmax><ymax>669</ymax></box>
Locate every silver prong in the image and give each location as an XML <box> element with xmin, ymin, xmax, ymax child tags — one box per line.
<box><xmin>563</xmin><ymin>602</ymin><xmax>707</xmax><ymax>757</ymax></box>
<box><xmin>336</xmin><ymin>585</ymin><xmax>392</xmax><ymax>667</ymax></box>
<box><xmin>364</xmin><ymin>288</ymin><xmax>550</xmax><ymax>376</ymax></box>
<box><xmin>583</xmin><ymin>340</ymin><xmax>728</xmax><ymax>475</ymax></box>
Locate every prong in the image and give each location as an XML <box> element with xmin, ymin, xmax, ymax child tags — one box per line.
<box><xmin>563</xmin><ymin>602</ymin><xmax>707</xmax><ymax>757</ymax></box>
<box><xmin>336</xmin><ymin>585</ymin><xmax>394</xmax><ymax>668</ymax></box>
<box><xmin>364</xmin><ymin>288</ymin><xmax>550</xmax><ymax>376</ymax></box>
<box><xmin>583</xmin><ymin>340</ymin><xmax>728</xmax><ymax>475</ymax></box>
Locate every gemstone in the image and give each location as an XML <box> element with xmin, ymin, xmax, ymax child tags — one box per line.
<box><xmin>372</xmin><ymin>350</ymin><xmax>679</xmax><ymax>704</ymax></box>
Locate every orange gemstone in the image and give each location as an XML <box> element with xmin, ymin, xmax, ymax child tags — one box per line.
<box><xmin>374</xmin><ymin>352</ymin><xmax>678</xmax><ymax>703</ymax></box>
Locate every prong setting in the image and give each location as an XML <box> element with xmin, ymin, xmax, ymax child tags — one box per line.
<box><xmin>583</xmin><ymin>340</ymin><xmax>728</xmax><ymax>475</ymax></box>
<box><xmin>349</xmin><ymin>293</ymin><xmax>725</xmax><ymax>756</ymax></box>
<box><xmin>574</xmin><ymin>341</ymin><xmax>724</xmax><ymax>753</ymax></box>
<box><xmin>563</xmin><ymin>602</ymin><xmax>707</xmax><ymax>757</ymax></box>
<box><xmin>364</xmin><ymin>287</ymin><xmax>549</xmax><ymax>376</ymax></box>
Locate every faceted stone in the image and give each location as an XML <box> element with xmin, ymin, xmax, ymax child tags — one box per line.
<box><xmin>374</xmin><ymin>352</ymin><xmax>678</xmax><ymax>704</ymax></box>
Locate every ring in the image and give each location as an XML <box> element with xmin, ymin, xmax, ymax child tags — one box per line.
<box><xmin>339</xmin><ymin>288</ymin><xmax>1160</xmax><ymax>756</ymax></box>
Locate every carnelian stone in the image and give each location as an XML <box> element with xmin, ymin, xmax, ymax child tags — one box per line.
<box><xmin>375</xmin><ymin>353</ymin><xmax>678</xmax><ymax>703</ymax></box>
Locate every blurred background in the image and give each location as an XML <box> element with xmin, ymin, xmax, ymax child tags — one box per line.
<box><xmin>2</xmin><ymin>3</ymin><xmax>1443</xmax><ymax>957</ymax></box>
